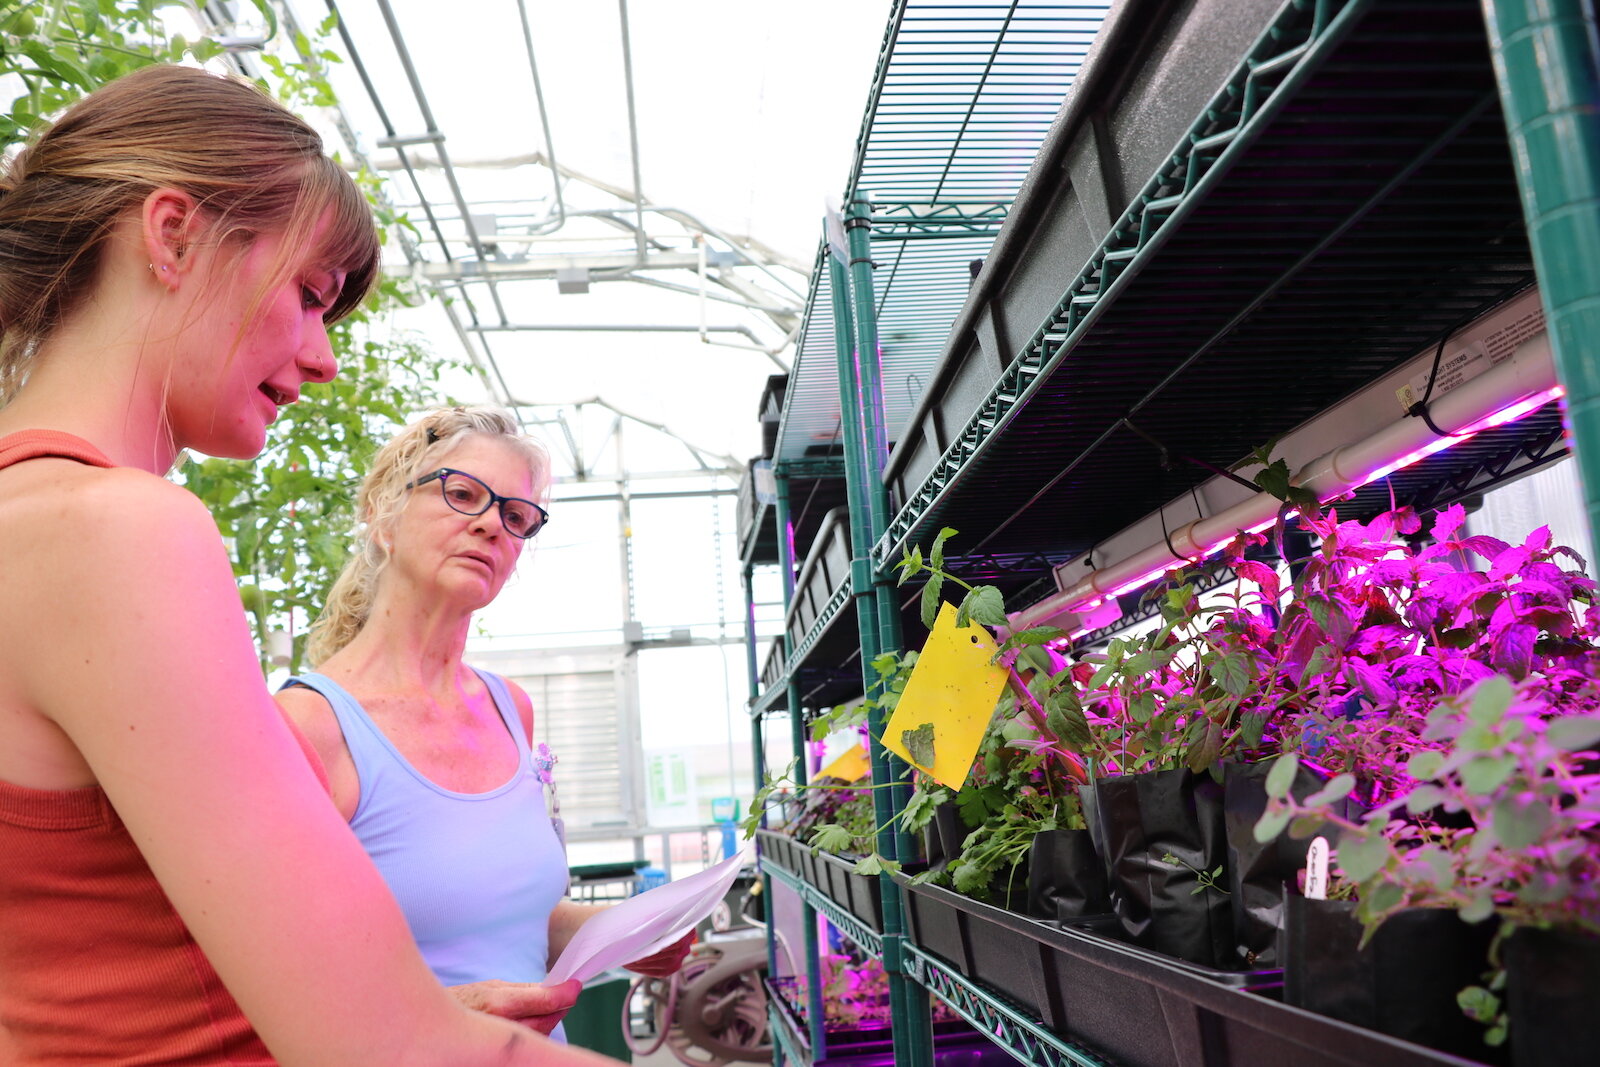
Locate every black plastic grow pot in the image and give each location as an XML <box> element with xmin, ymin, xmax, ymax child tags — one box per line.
<box><xmin>1503</xmin><ymin>926</ymin><xmax>1600</xmax><ymax>1067</ymax></box>
<box><xmin>1283</xmin><ymin>894</ymin><xmax>1502</xmax><ymax>1063</ymax></box>
<box><xmin>1085</xmin><ymin>767</ymin><xmax>1234</xmax><ymax>968</ymax></box>
<box><xmin>1027</xmin><ymin>827</ymin><xmax>1111</xmax><ymax>922</ymax></box>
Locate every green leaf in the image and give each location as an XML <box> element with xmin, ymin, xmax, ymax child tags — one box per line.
<box><xmin>1407</xmin><ymin>750</ymin><xmax>1446</xmax><ymax>780</ymax></box>
<box><xmin>1459</xmin><ymin>890</ymin><xmax>1496</xmax><ymax>924</ymax></box>
<box><xmin>1411</xmin><ymin>845</ymin><xmax>1455</xmax><ymax>890</ymax></box>
<box><xmin>1212</xmin><ymin>651</ymin><xmax>1253</xmax><ymax>697</ymax></box>
<box><xmin>870</xmin><ymin>653</ymin><xmax>901</xmax><ymax>680</ymax></box>
<box><xmin>1184</xmin><ymin>722</ymin><xmax>1224</xmax><ymax>773</ymax></box>
<box><xmin>1016</xmin><ymin>645</ymin><xmax>1053</xmax><ymax>675</ymax></box>
<box><xmin>1265</xmin><ymin>754</ymin><xmax>1300</xmax><ymax>799</ymax></box>
<box><xmin>1469</xmin><ymin>675</ymin><xmax>1514</xmax><ymax>725</ymax></box>
<box><xmin>1044</xmin><ymin>692</ymin><xmax>1091</xmax><ymax>748</ymax></box>
<box><xmin>1127</xmin><ymin>690</ymin><xmax>1156</xmax><ymax>724</ymax></box>
<box><xmin>245</xmin><ymin>0</ymin><xmax>280</xmax><ymax>40</ymax></box>
<box><xmin>898</xmin><ymin>787</ymin><xmax>941</xmax><ymax>833</ymax></box>
<box><xmin>1457</xmin><ymin>986</ymin><xmax>1501</xmax><ymax>1023</ymax></box>
<box><xmin>954</xmin><ymin>785</ymin><xmax>1001</xmax><ymax>828</ymax></box>
<box><xmin>999</xmin><ymin>626</ymin><xmax>1063</xmax><ymax>653</ymax></box>
<box><xmin>897</xmin><ymin>546</ymin><xmax>923</xmax><ymax>584</ymax></box>
<box><xmin>1547</xmin><ymin>715</ymin><xmax>1600</xmax><ymax>752</ymax></box>
<box><xmin>1335</xmin><ymin>829</ymin><xmax>1391</xmax><ymax>883</ymax></box>
<box><xmin>1288</xmin><ymin>815</ymin><xmax>1326</xmax><ymax>838</ymax></box>
<box><xmin>1460</xmin><ymin>755</ymin><xmax>1517</xmax><ymax>795</ymax></box>
<box><xmin>1299</xmin><ymin>644</ymin><xmax>1336</xmax><ymax>687</ymax></box>
<box><xmin>902</xmin><ymin>722</ymin><xmax>936</xmax><ymax>768</ymax></box>
<box><xmin>951</xmin><ymin>858</ymin><xmax>991</xmax><ymax>895</ymax></box>
<box><xmin>1305</xmin><ymin>595</ymin><xmax>1332</xmax><ymax>632</ymax></box>
<box><xmin>1492</xmin><ymin>794</ymin><xmax>1553</xmax><ymax>850</ymax></box>
<box><xmin>1253</xmin><ymin>807</ymin><xmax>1292</xmax><ymax>843</ymax></box>
<box><xmin>1404</xmin><ymin>784</ymin><xmax>1446</xmax><ymax>814</ymax></box>
<box><xmin>1303</xmin><ymin>774</ymin><xmax>1356</xmax><ymax>808</ymax></box>
<box><xmin>930</xmin><ymin>526</ymin><xmax>957</xmax><ymax>571</ymax></box>
<box><xmin>919</xmin><ymin>571</ymin><xmax>944</xmax><ymax>629</ymax></box>
<box><xmin>1254</xmin><ymin>459</ymin><xmax>1291</xmax><ymax>500</ymax></box>
<box><xmin>961</xmin><ymin>585</ymin><xmax>1008</xmax><ymax>628</ymax></box>
<box><xmin>809</xmin><ymin>823</ymin><xmax>856</xmax><ymax>854</ymax></box>
<box><xmin>1365</xmin><ymin>879</ymin><xmax>1406</xmax><ymax>918</ymax></box>
<box><xmin>855</xmin><ymin>853</ymin><xmax>898</xmax><ymax>876</ymax></box>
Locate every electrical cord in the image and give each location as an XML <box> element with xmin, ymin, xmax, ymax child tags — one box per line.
<box><xmin>1406</xmin><ymin>331</ymin><xmax>1455</xmax><ymax>437</ymax></box>
<box><xmin>1406</xmin><ymin>300</ymin><xmax>1507</xmax><ymax>439</ymax></box>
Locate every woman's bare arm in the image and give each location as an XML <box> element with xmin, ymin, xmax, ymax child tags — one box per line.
<box><xmin>10</xmin><ymin>473</ymin><xmax>616</xmax><ymax>1067</ymax></box>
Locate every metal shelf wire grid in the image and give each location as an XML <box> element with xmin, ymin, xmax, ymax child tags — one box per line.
<box><xmin>872</xmin><ymin>0</ymin><xmax>1368</xmax><ymax>566</ymax></box>
<box><xmin>762</xmin><ymin>858</ymin><xmax>885</xmax><ymax>958</ymax></box>
<box><xmin>773</xmin><ymin>1</ymin><xmax>1113</xmax><ymax>465</ymax></box>
<box><xmin>902</xmin><ymin>943</ymin><xmax>1111</xmax><ymax>1067</ymax></box>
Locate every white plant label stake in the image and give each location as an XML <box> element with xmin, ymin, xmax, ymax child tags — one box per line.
<box><xmin>1305</xmin><ymin>836</ymin><xmax>1330</xmax><ymax>900</ymax></box>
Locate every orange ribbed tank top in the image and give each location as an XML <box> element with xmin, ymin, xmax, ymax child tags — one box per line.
<box><xmin>0</xmin><ymin>430</ymin><xmax>275</xmax><ymax>1065</ymax></box>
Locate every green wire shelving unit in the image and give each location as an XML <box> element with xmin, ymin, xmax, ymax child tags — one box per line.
<box><xmin>745</xmin><ymin>5</ymin><xmax>1110</xmax><ymax>1065</ymax></box>
<box><xmin>743</xmin><ymin>0</ymin><xmax>1600</xmax><ymax>1064</ymax></box>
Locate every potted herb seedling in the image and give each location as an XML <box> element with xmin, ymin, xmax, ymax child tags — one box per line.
<box><xmin>893</xmin><ymin>531</ymin><xmax>1108</xmax><ymax>920</ymax></box>
<box><xmin>1257</xmin><ymin>675</ymin><xmax>1600</xmax><ymax>1062</ymax></box>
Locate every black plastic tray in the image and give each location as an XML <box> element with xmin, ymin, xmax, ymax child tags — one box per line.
<box><xmin>813</xmin><ymin>850</ymin><xmax>884</xmax><ymax>933</ymax></box>
<box><xmin>755</xmin><ymin>829</ymin><xmax>801</xmax><ymax>879</ymax></box>
<box><xmin>897</xmin><ymin>875</ymin><xmax>1493</xmax><ymax>1067</ymax></box>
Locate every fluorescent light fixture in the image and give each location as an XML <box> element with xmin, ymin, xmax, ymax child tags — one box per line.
<box><xmin>1101</xmin><ymin>387</ymin><xmax>1565</xmax><ymax>605</ymax></box>
<box><xmin>1359</xmin><ymin>387</ymin><xmax>1564</xmax><ymax>486</ymax></box>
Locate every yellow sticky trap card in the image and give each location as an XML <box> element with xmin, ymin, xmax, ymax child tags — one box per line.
<box><xmin>816</xmin><ymin>741</ymin><xmax>870</xmax><ymax>784</ymax></box>
<box><xmin>881</xmin><ymin>601</ymin><xmax>1008</xmax><ymax>790</ymax></box>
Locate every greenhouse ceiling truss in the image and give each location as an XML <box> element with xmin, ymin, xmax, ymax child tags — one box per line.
<box><xmin>200</xmin><ymin>0</ymin><xmax>803</xmax><ymax>483</ymax></box>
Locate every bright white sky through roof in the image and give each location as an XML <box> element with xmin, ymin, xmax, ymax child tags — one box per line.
<box><xmin>271</xmin><ymin>1</ymin><xmax>895</xmax><ymax>772</ymax></box>
<box><xmin>300</xmin><ymin>0</ymin><xmax>893</xmax><ymax>470</ymax></box>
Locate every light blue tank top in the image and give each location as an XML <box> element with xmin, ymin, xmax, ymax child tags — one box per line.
<box><xmin>282</xmin><ymin>670</ymin><xmax>568</xmax><ymax>991</ymax></box>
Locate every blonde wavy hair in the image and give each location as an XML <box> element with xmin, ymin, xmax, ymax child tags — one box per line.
<box><xmin>306</xmin><ymin>406</ymin><xmax>550</xmax><ymax>665</ymax></box>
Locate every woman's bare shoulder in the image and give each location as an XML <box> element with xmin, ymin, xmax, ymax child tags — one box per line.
<box><xmin>0</xmin><ymin>466</ymin><xmax>221</xmax><ymax>646</ymax></box>
<box><xmin>275</xmin><ymin>683</ymin><xmax>344</xmax><ymax>752</ymax></box>
<box><xmin>503</xmin><ymin>676</ymin><xmax>536</xmax><ymax>741</ymax></box>
<box><xmin>0</xmin><ymin>461</ymin><xmax>213</xmax><ymax>551</ymax></box>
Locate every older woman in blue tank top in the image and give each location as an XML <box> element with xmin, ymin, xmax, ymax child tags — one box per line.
<box><xmin>276</xmin><ymin>406</ymin><xmax>690</xmax><ymax>1036</ymax></box>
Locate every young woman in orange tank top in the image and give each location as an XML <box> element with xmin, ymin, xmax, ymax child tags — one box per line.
<box><xmin>0</xmin><ymin>64</ymin><xmax>618</xmax><ymax>1067</ymax></box>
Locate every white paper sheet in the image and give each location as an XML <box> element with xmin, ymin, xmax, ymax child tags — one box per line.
<box><xmin>546</xmin><ymin>849</ymin><xmax>751</xmax><ymax>984</ymax></box>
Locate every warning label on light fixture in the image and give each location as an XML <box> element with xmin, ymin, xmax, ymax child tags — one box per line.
<box><xmin>1395</xmin><ymin>294</ymin><xmax>1545</xmax><ymax>413</ymax></box>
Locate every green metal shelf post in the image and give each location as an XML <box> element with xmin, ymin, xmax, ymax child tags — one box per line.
<box><xmin>832</xmin><ymin>224</ymin><xmax>936</xmax><ymax>1067</ymax></box>
<box><xmin>773</xmin><ymin>469</ymin><xmax>827</xmax><ymax>1057</ymax></box>
<box><xmin>741</xmin><ymin>561</ymin><xmax>781</xmax><ymax>989</ymax></box>
<box><xmin>824</xmin><ymin>243</ymin><xmax>933</xmax><ymax>1067</ymax></box>
<box><xmin>1484</xmin><ymin>0</ymin><xmax>1600</xmax><ymax>549</ymax></box>
<box><xmin>844</xmin><ymin>197</ymin><xmax>915</xmax><ymax>865</ymax></box>
<box><xmin>844</xmin><ymin>196</ymin><xmax>907</xmax><ymax>657</ymax></box>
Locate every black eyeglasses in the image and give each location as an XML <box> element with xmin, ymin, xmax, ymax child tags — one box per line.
<box><xmin>406</xmin><ymin>468</ymin><xmax>550</xmax><ymax>539</ymax></box>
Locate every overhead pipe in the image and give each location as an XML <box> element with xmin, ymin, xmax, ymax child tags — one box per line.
<box><xmin>373</xmin><ymin>0</ymin><xmax>511</xmax><ymax>324</ymax></box>
<box><xmin>513</xmin><ymin>0</ymin><xmax>566</xmax><ymax>234</ymax></box>
<box><xmin>616</xmin><ymin>0</ymin><xmax>648</xmax><ymax>269</ymax></box>
<box><xmin>1008</xmin><ymin>331</ymin><xmax>1561</xmax><ymax>634</ymax></box>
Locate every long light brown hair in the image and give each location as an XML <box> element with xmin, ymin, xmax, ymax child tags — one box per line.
<box><xmin>0</xmin><ymin>64</ymin><xmax>380</xmax><ymax>403</ymax></box>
